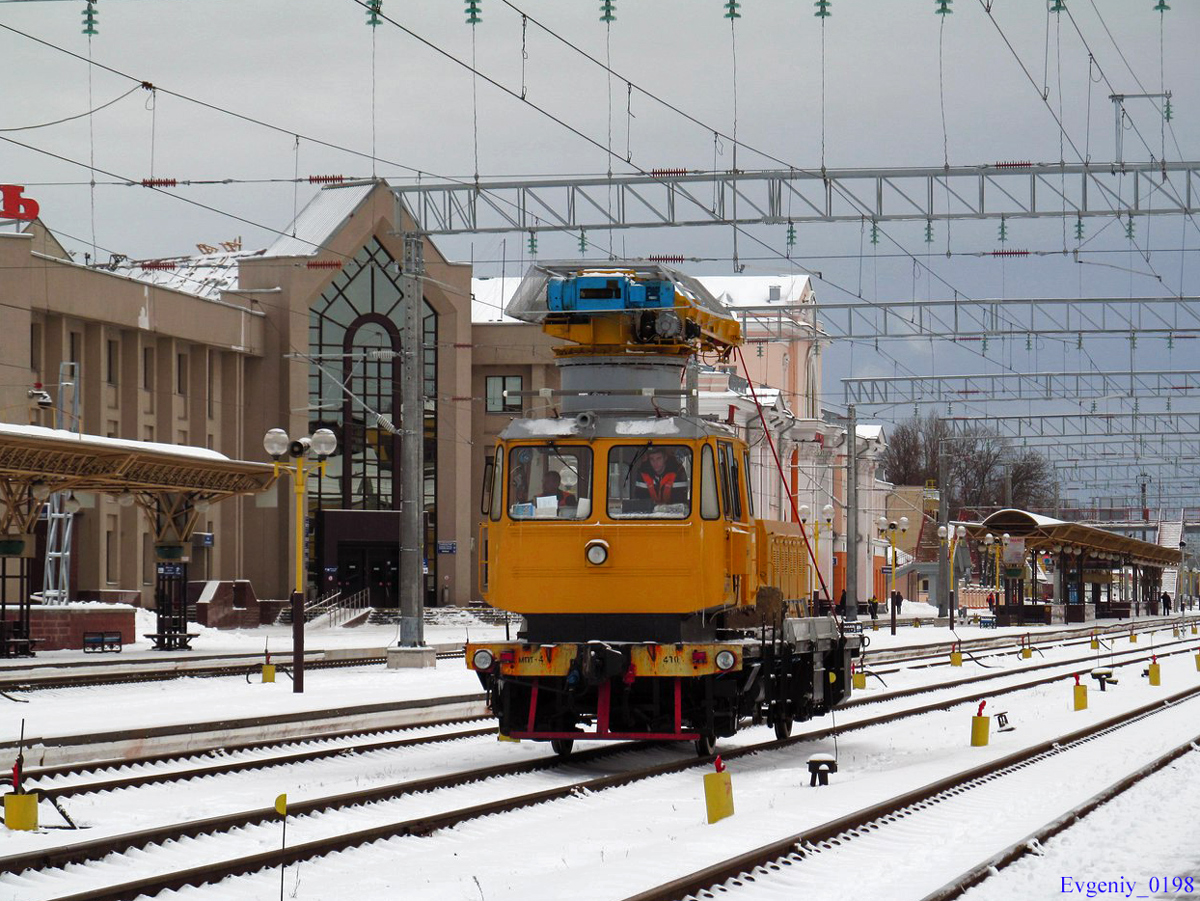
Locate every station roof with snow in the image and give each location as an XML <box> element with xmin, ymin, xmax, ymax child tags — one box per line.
<box><xmin>963</xmin><ymin>509</ymin><xmax>1181</xmax><ymax>567</ymax></box>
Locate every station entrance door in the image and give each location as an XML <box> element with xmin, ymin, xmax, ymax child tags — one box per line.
<box><xmin>337</xmin><ymin>542</ymin><xmax>398</xmax><ymax>609</ymax></box>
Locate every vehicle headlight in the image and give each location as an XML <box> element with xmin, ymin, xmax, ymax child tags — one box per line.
<box><xmin>472</xmin><ymin>649</ymin><xmax>495</xmax><ymax>671</ymax></box>
<box><xmin>715</xmin><ymin>650</ymin><xmax>736</xmax><ymax>672</ymax></box>
<box><xmin>585</xmin><ymin>539</ymin><xmax>609</xmax><ymax>566</ymax></box>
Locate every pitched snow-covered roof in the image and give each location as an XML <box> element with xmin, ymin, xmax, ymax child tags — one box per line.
<box><xmin>0</xmin><ymin>422</ymin><xmax>231</xmax><ymax>461</ymax></box>
<box><xmin>264</xmin><ymin>180</ymin><xmax>378</xmax><ymax>258</ymax></box>
<box><xmin>110</xmin><ymin>250</ymin><xmax>259</xmax><ymax>301</ymax></box>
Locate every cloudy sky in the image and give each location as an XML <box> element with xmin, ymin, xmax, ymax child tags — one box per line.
<box><xmin>3</xmin><ymin>0</ymin><xmax>1199</xmax><ymax>500</ymax></box>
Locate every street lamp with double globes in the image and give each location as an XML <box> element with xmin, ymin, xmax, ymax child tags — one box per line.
<box><xmin>264</xmin><ymin>426</ymin><xmax>337</xmax><ymax>694</ymax></box>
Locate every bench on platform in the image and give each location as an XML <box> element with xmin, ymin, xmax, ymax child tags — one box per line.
<box><xmin>143</xmin><ymin>632</ymin><xmax>199</xmax><ymax>651</ymax></box>
<box><xmin>83</xmin><ymin>631</ymin><xmax>123</xmax><ymax>653</ymax></box>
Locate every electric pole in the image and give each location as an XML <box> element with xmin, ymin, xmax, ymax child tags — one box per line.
<box><xmin>845</xmin><ymin>404</ymin><xmax>858</xmax><ymax>622</ymax></box>
<box><xmin>399</xmin><ymin>235</ymin><xmax>425</xmax><ymax>648</ymax></box>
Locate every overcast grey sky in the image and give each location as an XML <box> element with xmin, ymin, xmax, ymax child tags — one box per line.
<box><xmin>4</xmin><ymin>0</ymin><xmax>1199</xmax><ymax>490</ymax></box>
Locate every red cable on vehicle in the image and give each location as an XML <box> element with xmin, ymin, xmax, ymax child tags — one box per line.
<box><xmin>734</xmin><ymin>346</ymin><xmax>835</xmax><ymax>611</ymax></box>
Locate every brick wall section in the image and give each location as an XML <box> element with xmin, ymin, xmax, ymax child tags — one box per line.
<box><xmin>189</xmin><ymin>580</ymin><xmax>285</xmax><ymax>629</ymax></box>
<box><xmin>75</xmin><ymin>589</ymin><xmax>145</xmax><ymax>608</ymax></box>
<box><xmin>29</xmin><ymin>606</ymin><xmax>136</xmax><ymax>651</ymax></box>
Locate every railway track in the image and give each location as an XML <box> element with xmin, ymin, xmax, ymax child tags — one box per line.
<box><xmin>1</xmin><ymin>616</ymin><xmax>1189</xmax><ymax>695</ymax></box>
<box><xmin>19</xmin><ymin>630</ymin><xmax>1199</xmax><ymax>793</ymax></box>
<box><xmin>6</xmin><ymin>637</ymin><xmax>1197</xmax><ymax>901</ymax></box>
<box><xmin>0</xmin><ymin>647</ymin><xmax>466</xmax><ymax>693</ymax></box>
<box><xmin>622</xmin><ymin>687</ymin><xmax>1200</xmax><ymax>901</ymax></box>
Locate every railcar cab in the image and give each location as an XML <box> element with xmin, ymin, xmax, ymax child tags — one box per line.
<box><xmin>478</xmin><ymin>421</ymin><xmax>759</xmax><ymax>632</ymax></box>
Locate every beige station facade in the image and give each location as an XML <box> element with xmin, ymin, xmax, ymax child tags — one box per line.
<box><xmin>1</xmin><ymin>179</ymin><xmax>887</xmax><ymax>611</ymax></box>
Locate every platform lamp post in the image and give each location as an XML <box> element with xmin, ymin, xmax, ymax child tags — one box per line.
<box><xmin>938</xmin><ymin>523</ymin><xmax>967</xmax><ymax>627</ymax></box>
<box><xmin>264</xmin><ymin>427</ymin><xmax>337</xmax><ymax>694</ymax></box>
<box><xmin>818</xmin><ymin>503</ymin><xmax>833</xmax><ymax>614</ymax></box>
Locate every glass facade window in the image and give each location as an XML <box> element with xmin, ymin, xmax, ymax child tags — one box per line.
<box><xmin>308</xmin><ymin>238</ymin><xmax>439</xmax><ymax>601</ymax></box>
<box><xmin>507</xmin><ymin>446</ymin><xmax>592</xmax><ymax>521</ymax></box>
<box><xmin>486</xmin><ymin>375</ymin><xmax>523</xmax><ymax>413</ymax></box>
<box><xmin>607</xmin><ymin>445</ymin><xmax>693</xmax><ymax>520</ymax></box>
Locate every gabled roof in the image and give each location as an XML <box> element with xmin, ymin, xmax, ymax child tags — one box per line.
<box><xmin>263</xmin><ymin>180</ymin><xmax>379</xmax><ymax>257</ymax></box>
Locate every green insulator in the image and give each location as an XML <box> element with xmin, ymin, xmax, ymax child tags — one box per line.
<box><xmin>578</xmin><ymin>230</ymin><xmax>587</xmax><ymax>254</ymax></box>
<box><xmin>999</xmin><ymin>218</ymin><xmax>1008</xmax><ymax>244</ymax></box>
<box><xmin>935</xmin><ymin>0</ymin><xmax>952</xmax><ymax>15</ymax></box>
<box><xmin>870</xmin><ymin>222</ymin><xmax>880</xmax><ymax>245</ymax></box>
<box><xmin>1090</xmin><ymin>400</ymin><xmax>1097</xmax><ymax>413</ymax></box>
<box><xmin>756</xmin><ymin>343</ymin><xmax>764</xmax><ymax>358</ymax></box>
<box><xmin>1130</xmin><ymin>332</ymin><xmax>1137</xmax><ymax>349</ymax></box>
<box><xmin>82</xmin><ymin>2</ymin><xmax>98</xmax><ymax>35</ymax></box>
<box><xmin>600</xmin><ymin>0</ymin><xmax>616</xmax><ymax>22</ymax></box>
<box><xmin>1125</xmin><ymin>216</ymin><xmax>1136</xmax><ymax>241</ymax></box>
<box><xmin>924</xmin><ymin>221</ymin><xmax>934</xmax><ymax>244</ymax></box>
<box><xmin>724</xmin><ymin>0</ymin><xmax>741</xmax><ymax>20</ymax></box>
<box><xmin>1074</xmin><ymin>217</ymin><xmax>1085</xmax><ymax>241</ymax></box>
<box><xmin>814</xmin><ymin>0</ymin><xmax>832</xmax><ymax>17</ymax></box>
<box><xmin>1049</xmin><ymin>0</ymin><xmax>1066</xmax><ymax>12</ymax></box>
<box><xmin>981</xmin><ymin>336</ymin><xmax>988</xmax><ymax>355</ymax></box>
<box><xmin>1168</xmin><ymin>334</ymin><xmax>1175</xmax><ymax>350</ymax></box>
<box><xmin>786</xmin><ymin>221</ymin><xmax>797</xmax><ymax>249</ymax></box>
<box><xmin>527</xmin><ymin>232</ymin><xmax>537</xmax><ymax>255</ymax></box>
<box><xmin>1164</xmin><ymin>98</ymin><xmax>1173</xmax><ymax>122</ymax></box>
<box><xmin>1154</xmin><ymin>1</ymin><xmax>1170</xmax><ymax>11</ymax></box>
<box><xmin>466</xmin><ymin>0</ymin><xmax>482</xmax><ymax>25</ymax></box>
<box><xmin>366</xmin><ymin>0</ymin><xmax>382</xmax><ymax>27</ymax></box>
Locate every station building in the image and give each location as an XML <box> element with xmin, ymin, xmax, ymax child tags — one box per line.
<box><xmin>1</xmin><ymin>180</ymin><xmax>887</xmax><ymax>615</ymax></box>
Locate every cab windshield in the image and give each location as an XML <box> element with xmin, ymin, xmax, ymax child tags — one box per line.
<box><xmin>607</xmin><ymin>444</ymin><xmax>693</xmax><ymax>519</ymax></box>
<box><xmin>507</xmin><ymin>446</ymin><xmax>593</xmax><ymax>521</ymax></box>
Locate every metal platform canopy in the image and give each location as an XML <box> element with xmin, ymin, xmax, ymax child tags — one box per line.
<box><xmin>960</xmin><ymin>509</ymin><xmax>1181</xmax><ymax>623</ymax></box>
<box><xmin>0</xmin><ymin>424</ymin><xmax>277</xmax><ymax>656</ymax></box>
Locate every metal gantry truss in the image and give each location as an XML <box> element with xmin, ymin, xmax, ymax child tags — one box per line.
<box><xmin>844</xmin><ymin>370</ymin><xmax>1200</xmax><ymax>406</ymax></box>
<box><xmin>1053</xmin><ymin>459</ymin><xmax>1200</xmax><ymax>480</ymax></box>
<box><xmin>394</xmin><ymin>161</ymin><xmax>1200</xmax><ymax>235</ymax></box>
<box><xmin>1035</xmin><ymin>437</ymin><xmax>1200</xmax><ymax>460</ymax></box>
<box><xmin>944</xmin><ymin>411</ymin><xmax>1200</xmax><ymax>440</ymax></box>
<box><xmin>813</xmin><ymin>296</ymin><xmax>1200</xmax><ymax>340</ymax></box>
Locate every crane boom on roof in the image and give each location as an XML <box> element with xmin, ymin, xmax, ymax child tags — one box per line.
<box><xmin>505</xmin><ymin>260</ymin><xmax>742</xmax><ymax>359</ymax></box>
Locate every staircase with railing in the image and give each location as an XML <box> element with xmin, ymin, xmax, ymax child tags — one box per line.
<box><xmin>277</xmin><ymin>587</ymin><xmax>372</xmax><ymax>627</ymax></box>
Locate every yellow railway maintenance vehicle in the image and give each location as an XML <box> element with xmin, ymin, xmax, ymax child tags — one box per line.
<box><xmin>468</xmin><ymin>262</ymin><xmax>860</xmax><ymax>756</ymax></box>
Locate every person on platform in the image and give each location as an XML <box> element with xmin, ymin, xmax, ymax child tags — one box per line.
<box><xmin>837</xmin><ymin>588</ymin><xmax>847</xmax><ymax>616</ymax></box>
<box><xmin>1160</xmin><ymin>590</ymin><xmax>1171</xmax><ymax>615</ymax></box>
<box><xmin>868</xmin><ymin>595</ymin><xmax>879</xmax><ymax>620</ymax></box>
<box><xmin>891</xmin><ymin>589</ymin><xmax>903</xmax><ymax>615</ymax></box>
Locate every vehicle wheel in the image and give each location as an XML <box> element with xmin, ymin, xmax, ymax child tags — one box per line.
<box><xmin>774</xmin><ymin>715</ymin><xmax>794</xmax><ymax>740</ymax></box>
<box><xmin>694</xmin><ymin>733</ymin><xmax>716</xmax><ymax>757</ymax></box>
<box><xmin>550</xmin><ymin>738</ymin><xmax>574</xmax><ymax>757</ymax></box>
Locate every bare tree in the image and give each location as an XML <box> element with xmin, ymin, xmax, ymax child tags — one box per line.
<box><xmin>879</xmin><ymin>414</ymin><xmax>1058</xmax><ymax>514</ymax></box>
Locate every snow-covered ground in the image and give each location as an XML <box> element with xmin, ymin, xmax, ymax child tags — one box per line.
<box><xmin>1</xmin><ymin>616</ymin><xmax>1197</xmax><ymax>900</ymax></box>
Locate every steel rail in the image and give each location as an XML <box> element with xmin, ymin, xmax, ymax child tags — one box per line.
<box><xmin>620</xmin><ymin>686</ymin><xmax>1200</xmax><ymax>901</ymax></box>
<box><xmin>919</xmin><ymin>734</ymin><xmax>1200</xmax><ymax>900</ymax></box>
<box><xmin>7</xmin><ymin>641</ymin><xmax>1196</xmax><ymax>896</ymax></box>
<box><xmin>33</xmin><ymin>629</ymin><xmax>1196</xmax><ymax>802</ymax></box>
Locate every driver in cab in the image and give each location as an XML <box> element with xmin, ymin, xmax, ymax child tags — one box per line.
<box><xmin>634</xmin><ymin>447</ymin><xmax>686</xmax><ymax>504</ymax></box>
